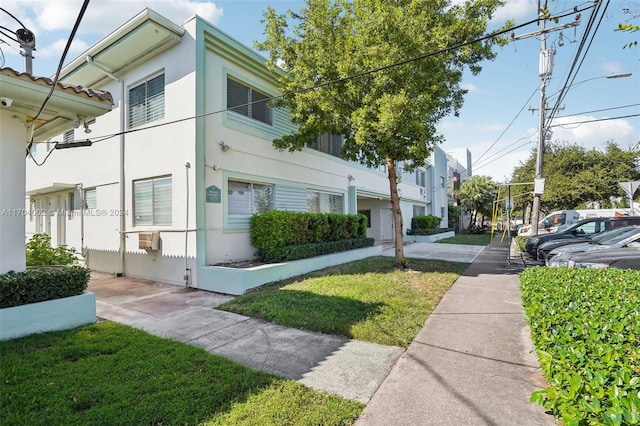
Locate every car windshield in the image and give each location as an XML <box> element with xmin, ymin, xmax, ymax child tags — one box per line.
<box><xmin>598</xmin><ymin>227</ymin><xmax>640</xmax><ymax>245</ymax></box>
<box><xmin>589</xmin><ymin>226</ymin><xmax>635</xmax><ymax>242</ymax></box>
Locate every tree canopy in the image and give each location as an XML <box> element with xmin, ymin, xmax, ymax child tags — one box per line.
<box><xmin>455</xmin><ymin>175</ymin><xmax>497</xmax><ymax>228</ymax></box>
<box><xmin>257</xmin><ymin>0</ymin><xmax>507</xmax><ymax>266</ymax></box>
<box><xmin>510</xmin><ymin>141</ymin><xmax>640</xmax><ymax>220</ymax></box>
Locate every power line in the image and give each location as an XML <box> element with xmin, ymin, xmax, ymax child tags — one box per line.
<box><xmin>30</xmin><ymin>5</ymin><xmax>593</xmax><ymax>165</ymax></box>
<box><xmin>553</xmin><ymin>103</ymin><xmax>640</xmax><ymax>118</ymax></box>
<box><xmin>549</xmin><ymin>113</ymin><xmax>640</xmax><ymax>127</ymax></box>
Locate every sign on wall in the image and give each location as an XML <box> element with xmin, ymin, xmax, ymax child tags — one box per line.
<box><xmin>206</xmin><ymin>185</ymin><xmax>221</xmax><ymax>203</ymax></box>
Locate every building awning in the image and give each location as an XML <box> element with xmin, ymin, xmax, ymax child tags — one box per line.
<box><xmin>27</xmin><ymin>183</ymin><xmax>78</xmax><ymax>196</ymax></box>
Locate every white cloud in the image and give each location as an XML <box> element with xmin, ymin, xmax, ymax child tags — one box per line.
<box><xmin>477</xmin><ymin>123</ymin><xmax>507</xmax><ymax>132</ymax></box>
<box><xmin>598</xmin><ymin>60</ymin><xmax>624</xmax><ymax>75</ymax></box>
<box><xmin>440</xmin><ymin>121</ymin><xmax>466</xmax><ymax>131</ymax></box>
<box><xmin>37</xmin><ymin>37</ymin><xmax>90</xmax><ymax>59</ymax></box>
<box><xmin>492</xmin><ymin>0</ymin><xmax>537</xmax><ymax>22</ymax></box>
<box><xmin>550</xmin><ymin>115</ymin><xmax>636</xmax><ymax>149</ymax></box>
<box><xmin>460</xmin><ymin>82</ymin><xmax>479</xmax><ymax>93</ymax></box>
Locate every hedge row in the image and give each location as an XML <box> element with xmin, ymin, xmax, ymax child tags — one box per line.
<box><xmin>520</xmin><ymin>266</ymin><xmax>640</xmax><ymax>425</ymax></box>
<box><xmin>0</xmin><ymin>266</ymin><xmax>90</xmax><ymax>309</ymax></box>
<box><xmin>250</xmin><ymin>211</ymin><xmax>368</xmax><ymax>258</ymax></box>
<box><xmin>261</xmin><ymin>237</ymin><xmax>375</xmax><ymax>263</ymax></box>
<box><xmin>407</xmin><ymin>215</ymin><xmax>443</xmax><ymax>235</ymax></box>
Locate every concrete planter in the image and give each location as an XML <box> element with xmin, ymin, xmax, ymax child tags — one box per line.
<box><xmin>197</xmin><ymin>245</ymin><xmax>382</xmax><ymax>295</ymax></box>
<box><xmin>0</xmin><ymin>292</ymin><xmax>96</xmax><ymax>341</ymax></box>
<box><xmin>404</xmin><ymin>230</ymin><xmax>455</xmax><ymax>243</ymax></box>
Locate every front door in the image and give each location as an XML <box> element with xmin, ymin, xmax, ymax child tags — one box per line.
<box><xmin>381</xmin><ymin>208</ymin><xmax>394</xmax><ymax>240</ymax></box>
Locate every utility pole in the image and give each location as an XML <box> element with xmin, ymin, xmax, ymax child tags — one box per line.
<box><xmin>511</xmin><ymin>2</ymin><xmax>580</xmax><ymax>235</ymax></box>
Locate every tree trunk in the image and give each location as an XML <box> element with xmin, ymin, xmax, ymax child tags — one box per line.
<box><xmin>386</xmin><ymin>157</ymin><xmax>406</xmax><ymax>268</ymax></box>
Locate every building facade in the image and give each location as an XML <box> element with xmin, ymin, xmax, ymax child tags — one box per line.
<box><xmin>26</xmin><ymin>9</ymin><xmax>449</xmax><ymax>288</ymax></box>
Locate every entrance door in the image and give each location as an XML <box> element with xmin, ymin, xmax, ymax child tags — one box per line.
<box><xmin>381</xmin><ymin>209</ymin><xmax>394</xmax><ymax>240</ymax></box>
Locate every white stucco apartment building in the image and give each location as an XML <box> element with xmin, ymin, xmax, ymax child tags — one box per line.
<box><xmin>26</xmin><ymin>9</ymin><xmax>450</xmax><ymax>290</ymax></box>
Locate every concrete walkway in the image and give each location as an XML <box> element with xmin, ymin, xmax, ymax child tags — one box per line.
<box><xmin>356</xmin><ymin>242</ymin><xmax>557</xmax><ymax>425</ymax></box>
<box><xmin>89</xmin><ymin>241</ymin><xmax>556</xmax><ymax>424</ymax></box>
<box><xmin>89</xmin><ymin>273</ymin><xmax>404</xmax><ymax>404</ymax></box>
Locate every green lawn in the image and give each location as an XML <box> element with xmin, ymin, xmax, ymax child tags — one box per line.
<box><xmin>0</xmin><ymin>322</ymin><xmax>363</xmax><ymax>426</ymax></box>
<box><xmin>1</xmin><ymin>256</ymin><xmax>468</xmax><ymax>425</ymax></box>
<box><xmin>218</xmin><ymin>256</ymin><xmax>468</xmax><ymax>348</ymax></box>
<box><xmin>436</xmin><ymin>232</ymin><xmax>493</xmax><ymax>245</ymax></box>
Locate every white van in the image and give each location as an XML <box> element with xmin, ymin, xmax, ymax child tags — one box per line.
<box><xmin>518</xmin><ymin>208</ymin><xmax>631</xmax><ymax>236</ymax></box>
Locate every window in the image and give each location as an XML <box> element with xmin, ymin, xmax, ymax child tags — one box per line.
<box><xmin>228</xmin><ymin>180</ymin><xmax>273</xmax><ymax>220</ymax></box>
<box><xmin>84</xmin><ymin>188</ymin><xmax>97</xmax><ymax>209</ymax></box>
<box><xmin>413</xmin><ymin>205</ymin><xmax>425</xmax><ymax>217</ymax></box>
<box><xmin>129</xmin><ymin>73</ymin><xmax>165</xmax><ymax>127</ymax></box>
<box><xmin>133</xmin><ymin>176</ymin><xmax>172</xmax><ymax>226</ymax></box>
<box><xmin>416</xmin><ymin>170</ymin><xmax>426</xmax><ymax>187</ymax></box>
<box><xmin>307</xmin><ymin>190</ymin><xmax>343</xmax><ymax>214</ymax></box>
<box><xmin>63</xmin><ymin>130</ymin><xmax>74</xmax><ymax>143</ymax></box>
<box><xmin>227</xmin><ymin>77</ymin><xmax>272</xmax><ymax>125</ymax></box>
<box><xmin>358</xmin><ymin>210</ymin><xmax>372</xmax><ymax>228</ymax></box>
<box><xmin>309</xmin><ymin>133</ymin><xmax>343</xmax><ymax>158</ymax></box>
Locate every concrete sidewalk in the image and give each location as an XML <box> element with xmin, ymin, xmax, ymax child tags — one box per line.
<box><xmin>356</xmin><ymin>242</ymin><xmax>557</xmax><ymax>425</ymax></box>
<box><xmin>88</xmin><ymin>273</ymin><xmax>404</xmax><ymax>404</ymax></box>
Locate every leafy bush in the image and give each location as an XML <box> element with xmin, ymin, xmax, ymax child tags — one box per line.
<box><xmin>26</xmin><ymin>233</ymin><xmax>78</xmax><ymax>266</ymax></box>
<box><xmin>250</xmin><ymin>211</ymin><xmax>368</xmax><ymax>261</ymax></box>
<box><xmin>514</xmin><ymin>236</ymin><xmax>528</xmax><ymax>252</ymax></box>
<box><xmin>0</xmin><ymin>266</ymin><xmax>90</xmax><ymax>308</ymax></box>
<box><xmin>260</xmin><ymin>238</ymin><xmax>375</xmax><ymax>263</ymax></box>
<box><xmin>411</xmin><ymin>215</ymin><xmax>442</xmax><ymax>231</ymax></box>
<box><xmin>520</xmin><ymin>267</ymin><xmax>640</xmax><ymax>425</ymax></box>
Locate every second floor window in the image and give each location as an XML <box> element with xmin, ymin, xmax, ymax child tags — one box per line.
<box><xmin>308</xmin><ymin>133</ymin><xmax>343</xmax><ymax>158</ymax></box>
<box><xmin>227</xmin><ymin>77</ymin><xmax>272</xmax><ymax>125</ymax></box>
<box><xmin>416</xmin><ymin>170</ymin><xmax>426</xmax><ymax>187</ymax></box>
<box><xmin>129</xmin><ymin>73</ymin><xmax>165</xmax><ymax>128</ymax></box>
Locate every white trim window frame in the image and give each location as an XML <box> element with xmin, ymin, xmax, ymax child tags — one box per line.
<box><xmin>226</xmin><ymin>77</ymin><xmax>272</xmax><ymax>125</ymax></box>
<box><xmin>133</xmin><ymin>176</ymin><xmax>172</xmax><ymax>226</ymax></box>
<box><xmin>128</xmin><ymin>73</ymin><xmax>165</xmax><ymax>128</ymax></box>
<box><xmin>307</xmin><ymin>190</ymin><xmax>344</xmax><ymax>214</ymax></box>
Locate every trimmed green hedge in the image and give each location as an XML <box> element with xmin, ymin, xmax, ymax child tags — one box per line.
<box><xmin>250</xmin><ymin>211</ymin><xmax>369</xmax><ymax>262</ymax></box>
<box><xmin>263</xmin><ymin>238</ymin><xmax>375</xmax><ymax>263</ymax></box>
<box><xmin>520</xmin><ymin>267</ymin><xmax>640</xmax><ymax>425</ymax></box>
<box><xmin>407</xmin><ymin>215</ymin><xmax>443</xmax><ymax>235</ymax></box>
<box><xmin>0</xmin><ymin>266</ymin><xmax>90</xmax><ymax>309</ymax></box>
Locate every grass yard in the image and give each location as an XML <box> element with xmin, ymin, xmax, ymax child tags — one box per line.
<box><xmin>218</xmin><ymin>256</ymin><xmax>468</xmax><ymax>348</ymax></box>
<box><xmin>0</xmin><ymin>322</ymin><xmax>363</xmax><ymax>426</ymax></box>
<box><xmin>437</xmin><ymin>232</ymin><xmax>493</xmax><ymax>245</ymax></box>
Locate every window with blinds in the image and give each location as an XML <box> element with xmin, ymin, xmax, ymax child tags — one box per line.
<box><xmin>416</xmin><ymin>170</ymin><xmax>426</xmax><ymax>187</ymax></box>
<box><xmin>228</xmin><ymin>180</ymin><xmax>273</xmax><ymax>226</ymax></box>
<box><xmin>129</xmin><ymin>73</ymin><xmax>165</xmax><ymax>128</ymax></box>
<box><xmin>84</xmin><ymin>188</ymin><xmax>97</xmax><ymax>209</ymax></box>
<box><xmin>63</xmin><ymin>130</ymin><xmax>74</xmax><ymax>143</ymax></box>
<box><xmin>307</xmin><ymin>190</ymin><xmax>344</xmax><ymax>214</ymax></box>
<box><xmin>133</xmin><ymin>176</ymin><xmax>172</xmax><ymax>226</ymax></box>
<box><xmin>226</xmin><ymin>77</ymin><xmax>272</xmax><ymax>125</ymax></box>
<box><xmin>308</xmin><ymin>133</ymin><xmax>344</xmax><ymax>158</ymax></box>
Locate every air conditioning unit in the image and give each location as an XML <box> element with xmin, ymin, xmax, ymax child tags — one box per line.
<box><xmin>138</xmin><ymin>232</ymin><xmax>160</xmax><ymax>251</ymax></box>
<box><xmin>420</xmin><ymin>187</ymin><xmax>426</xmax><ymax>198</ymax></box>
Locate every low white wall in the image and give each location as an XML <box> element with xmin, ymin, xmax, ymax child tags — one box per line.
<box><xmin>404</xmin><ymin>231</ymin><xmax>455</xmax><ymax>243</ymax></box>
<box><xmin>197</xmin><ymin>245</ymin><xmax>382</xmax><ymax>295</ymax></box>
<box><xmin>0</xmin><ymin>292</ymin><xmax>96</xmax><ymax>341</ymax></box>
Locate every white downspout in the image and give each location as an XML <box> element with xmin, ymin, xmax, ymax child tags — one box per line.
<box><xmin>86</xmin><ymin>56</ymin><xmax>126</xmax><ymax>276</ymax></box>
<box><xmin>184</xmin><ymin>162</ymin><xmax>191</xmax><ymax>287</ymax></box>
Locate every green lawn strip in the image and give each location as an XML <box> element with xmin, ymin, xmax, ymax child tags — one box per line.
<box><xmin>436</xmin><ymin>232</ymin><xmax>492</xmax><ymax>245</ymax></box>
<box><xmin>218</xmin><ymin>257</ymin><xmax>468</xmax><ymax>348</ymax></box>
<box><xmin>0</xmin><ymin>322</ymin><xmax>362</xmax><ymax>426</ymax></box>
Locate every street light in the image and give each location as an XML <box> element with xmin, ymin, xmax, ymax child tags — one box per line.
<box><xmin>530</xmin><ymin>72</ymin><xmax>632</xmax><ymax>235</ymax></box>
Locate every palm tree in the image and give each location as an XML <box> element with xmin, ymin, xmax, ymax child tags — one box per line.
<box><xmin>455</xmin><ymin>175</ymin><xmax>497</xmax><ymax>230</ymax></box>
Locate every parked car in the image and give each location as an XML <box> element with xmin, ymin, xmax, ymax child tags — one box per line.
<box><xmin>537</xmin><ymin>225</ymin><xmax>637</xmax><ymax>261</ymax></box>
<box><xmin>566</xmin><ymin>247</ymin><xmax>640</xmax><ymax>270</ymax></box>
<box><xmin>524</xmin><ymin>216</ymin><xmax>640</xmax><ymax>260</ymax></box>
<box><xmin>546</xmin><ymin>226</ymin><xmax>640</xmax><ymax>267</ymax></box>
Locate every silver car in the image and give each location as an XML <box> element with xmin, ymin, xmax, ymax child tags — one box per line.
<box><xmin>546</xmin><ymin>226</ymin><xmax>640</xmax><ymax>267</ymax></box>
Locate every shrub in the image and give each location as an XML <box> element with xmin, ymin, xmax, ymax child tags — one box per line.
<box><xmin>0</xmin><ymin>266</ymin><xmax>90</xmax><ymax>308</ymax></box>
<box><xmin>26</xmin><ymin>233</ymin><xmax>78</xmax><ymax>266</ymax></box>
<box><xmin>250</xmin><ymin>211</ymin><xmax>369</xmax><ymax>261</ymax></box>
<box><xmin>520</xmin><ymin>267</ymin><xmax>640</xmax><ymax>425</ymax></box>
<box><xmin>514</xmin><ymin>236</ymin><xmax>528</xmax><ymax>252</ymax></box>
<box><xmin>411</xmin><ymin>215</ymin><xmax>442</xmax><ymax>231</ymax></box>
<box><xmin>261</xmin><ymin>238</ymin><xmax>375</xmax><ymax>263</ymax></box>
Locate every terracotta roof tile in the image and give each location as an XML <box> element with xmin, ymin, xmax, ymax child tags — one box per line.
<box><xmin>0</xmin><ymin>66</ymin><xmax>113</xmax><ymax>104</ymax></box>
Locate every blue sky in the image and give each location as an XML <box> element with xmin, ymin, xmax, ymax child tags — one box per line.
<box><xmin>1</xmin><ymin>0</ymin><xmax>638</xmax><ymax>182</ymax></box>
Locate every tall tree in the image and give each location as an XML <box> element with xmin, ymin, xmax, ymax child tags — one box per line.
<box><xmin>455</xmin><ymin>175</ymin><xmax>497</xmax><ymax>229</ymax></box>
<box><xmin>257</xmin><ymin>0</ymin><xmax>507</xmax><ymax>267</ymax></box>
<box><xmin>510</xmin><ymin>141</ymin><xmax>640</xmax><ymax>217</ymax></box>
